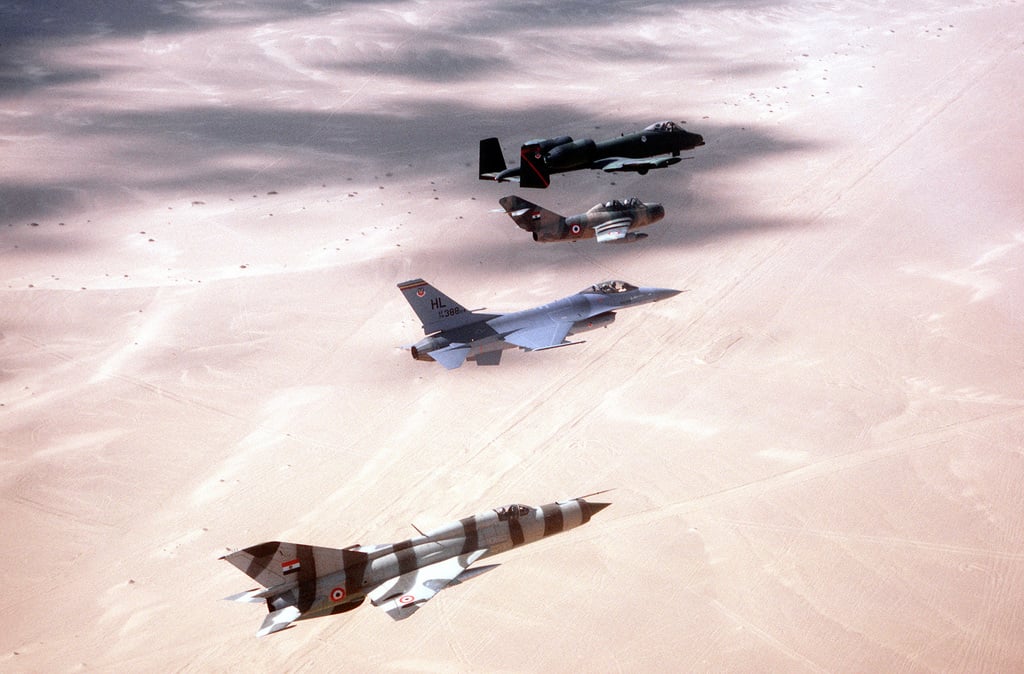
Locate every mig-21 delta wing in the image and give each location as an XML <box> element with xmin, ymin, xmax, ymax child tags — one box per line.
<box><xmin>221</xmin><ymin>495</ymin><xmax>610</xmax><ymax>636</ymax></box>
<box><xmin>499</xmin><ymin>195</ymin><xmax>664</xmax><ymax>244</ymax></box>
<box><xmin>480</xmin><ymin>121</ymin><xmax>704</xmax><ymax>188</ymax></box>
<box><xmin>397</xmin><ymin>278</ymin><xmax>683</xmax><ymax>369</ymax></box>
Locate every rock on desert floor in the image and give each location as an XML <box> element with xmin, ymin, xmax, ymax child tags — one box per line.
<box><xmin>2</xmin><ymin>1</ymin><xmax>1023</xmax><ymax>671</ymax></box>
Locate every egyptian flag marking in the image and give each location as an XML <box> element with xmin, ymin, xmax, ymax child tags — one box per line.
<box><xmin>281</xmin><ymin>558</ymin><xmax>301</xmax><ymax>575</ymax></box>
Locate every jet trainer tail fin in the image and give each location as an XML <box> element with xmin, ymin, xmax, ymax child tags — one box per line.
<box><xmin>498</xmin><ymin>195</ymin><xmax>564</xmax><ymax>241</ymax></box>
<box><xmin>397</xmin><ymin>279</ymin><xmax>492</xmax><ymax>334</ymax></box>
<box><xmin>479</xmin><ymin>137</ymin><xmax>507</xmax><ymax>180</ymax></box>
<box><xmin>220</xmin><ymin>541</ymin><xmax>364</xmax><ymax>589</ymax></box>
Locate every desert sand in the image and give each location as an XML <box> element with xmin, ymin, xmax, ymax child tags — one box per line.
<box><xmin>2</xmin><ymin>1</ymin><xmax>1023</xmax><ymax>671</ymax></box>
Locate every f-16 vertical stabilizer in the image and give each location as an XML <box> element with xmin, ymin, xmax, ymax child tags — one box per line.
<box><xmin>397</xmin><ymin>279</ymin><xmax>497</xmax><ymax>334</ymax></box>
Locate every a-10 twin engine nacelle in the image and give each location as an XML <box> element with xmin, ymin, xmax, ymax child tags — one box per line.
<box><xmin>544</xmin><ymin>138</ymin><xmax>598</xmax><ymax>170</ymax></box>
<box><xmin>569</xmin><ymin>311</ymin><xmax>616</xmax><ymax>334</ymax></box>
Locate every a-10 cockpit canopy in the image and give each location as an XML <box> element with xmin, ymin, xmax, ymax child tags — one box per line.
<box><xmin>495</xmin><ymin>504</ymin><xmax>533</xmax><ymax>521</ymax></box>
<box><xmin>582</xmin><ymin>280</ymin><xmax>639</xmax><ymax>295</ymax></box>
<box><xmin>644</xmin><ymin>120</ymin><xmax>683</xmax><ymax>133</ymax></box>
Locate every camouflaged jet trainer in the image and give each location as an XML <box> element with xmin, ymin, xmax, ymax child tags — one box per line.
<box><xmin>499</xmin><ymin>195</ymin><xmax>665</xmax><ymax>244</ymax></box>
<box><xmin>397</xmin><ymin>278</ymin><xmax>682</xmax><ymax>369</ymax></box>
<box><xmin>479</xmin><ymin>121</ymin><xmax>704</xmax><ymax>188</ymax></box>
<box><xmin>221</xmin><ymin>495</ymin><xmax>610</xmax><ymax>636</ymax></box>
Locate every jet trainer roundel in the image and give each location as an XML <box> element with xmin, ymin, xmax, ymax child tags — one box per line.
<box><xmin>397</xmin><ymin>278</ymin><xmax>684</xmax><ymax>369</ymax></box>
<box><xmin>479</xmin><ymin>120</ymin><xmax>704</xmax><ymax>188</ymax></box>
<box><xmin>221</xmin><ymin>495</ymin><xmax>611</xmax><ymax>636</ymax></box>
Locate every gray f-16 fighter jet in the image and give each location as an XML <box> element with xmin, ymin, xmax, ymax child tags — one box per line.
<box><xmin>480</xmin><ymin>121</ymin><xmax>704</xmax><ymax>188</ymax></box>
<box><xmin>221</xmin><ymin>495</ymin><xmax>610</xmax><ymax>636</ymax></box>
<box><xmin>499</xmin><ymin>195</ymin><xmax>664</xmax><ymax>244</ymax></box>
<box><xmin>397</xmin><ymin>278</ymin><xmax>682</xmax><ymax>369</ymax></box>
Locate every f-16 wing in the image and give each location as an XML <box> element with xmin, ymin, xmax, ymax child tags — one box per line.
<box><xmin>502</xmin><ymin>319</ymin><xmax>579</xmax><ymax>351</ymax></box>
<box><xmin>369</xmin><ymin>550</ymin><xmax>489</xmax><ymax>621</ymax></box>
<box><xmin>592</xmin><ymin>155</ymin><xmax>683</xmax><ymax>173</ymax></box>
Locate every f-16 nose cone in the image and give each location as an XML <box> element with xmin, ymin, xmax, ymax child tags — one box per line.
<box><xmin>582</xmin><ymin>500</ymin><xmax>611</xmax><ymax>518</ymax></box>
<box><xmin>649</xmin><ymin>288</ymin><xmax>682</xmax><ymax>302</ymax></box>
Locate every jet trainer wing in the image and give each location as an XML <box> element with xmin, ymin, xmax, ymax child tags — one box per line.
<box><xmin>502</xmin><ymin>319</ymin><xmax>577</xmax><ymax>351</ymax></box>
<box><xmin>369</xmin><ymin>550</ymin><xmax>488</xmax><ymax>621</ymax></box>
<box><xmin>593</xmin><ymin>217</ymin><xmax>632</xmax><ymax>244</ymax></box>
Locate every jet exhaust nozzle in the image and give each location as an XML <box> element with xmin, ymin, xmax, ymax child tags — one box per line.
<box><xmin>411</xmin><ymin>335</ymin><xmax>449</xmax><ymax>362</ymax></box>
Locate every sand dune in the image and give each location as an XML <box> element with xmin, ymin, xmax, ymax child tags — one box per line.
<box><xmin>2</xmin><ymin>1</ymin><xmax>1023</xmax><ymax>671</ymax></box>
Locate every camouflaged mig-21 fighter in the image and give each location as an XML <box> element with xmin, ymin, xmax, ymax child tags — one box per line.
<box><xmin>221</xmin><ymin>495</ymin><xmax>610</xmax><ymax>636</ymax></box>
<box><xmin>479</xmin><ymin>120</ymin><xmax>704</xmax><ymax>188</ymax></box>
<box><xmin>498</xmin><ymin>195</ymin><xmax>665</xmax><ymax>244</ymax></box>
<box><xmin>397</xmin><ymin>278</ymin><xmax>683</xmax><ymax>369</ymax></box>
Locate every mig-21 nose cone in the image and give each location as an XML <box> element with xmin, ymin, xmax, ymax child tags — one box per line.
<box><xmin>581</xmin><ymin>500</ymin><xmax>612</xmax><ymax>519</ymax></box>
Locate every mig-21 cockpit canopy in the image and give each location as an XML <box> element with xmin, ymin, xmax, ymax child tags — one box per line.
<box><xmin>495</xmin><ymin>504</ymin><xmax>533</xmax><ymax>521</ymax></box>
<box><xmin>582</xmin><ymin>280</ymin><xmax>639</xmax><ymax>295</ymax></box>
<box><xmin>644</xmin><ymin>120</ymin><xmax>683</xmax><ymax>133</ymax></box>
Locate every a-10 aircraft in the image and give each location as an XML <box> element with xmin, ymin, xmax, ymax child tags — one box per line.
<box><xmin>397</xmin><ymin>278</ymin><xmax>682</xmax><ymax>369</ymax></box>
<box><xmin>221</xmin><ymin>495</ymin><xmax>610</xmax><ymax>636</ymax></box>
<box><xmin>499</xmin><ymin>195</ymin><xmax>664</xmax><ymax>244</ymax></box>
<box><xmin>479</xmin><ymin>121</ymin><xmax>704</xmax><ymax>188</ymax></box>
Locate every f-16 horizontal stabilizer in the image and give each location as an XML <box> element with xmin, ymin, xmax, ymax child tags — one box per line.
<box><xmin>429</xmin><ymin>344</ymin><xmax>472</xmax><ymax>370</ymax></box>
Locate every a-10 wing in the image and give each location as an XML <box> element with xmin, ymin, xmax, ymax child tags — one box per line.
<box><xmin>593</xmin><ymin>155</ymin><xmax>683</xmax><ymax>173</ymax></box>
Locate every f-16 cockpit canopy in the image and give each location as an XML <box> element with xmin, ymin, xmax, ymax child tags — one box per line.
<box><xmin>583</xmin><ymin>280</ymin><xmax>639</xmax><ymax>295</ymax></box>
<box><xmin>644</xmin><ymin>120</ymin><xmax>683</xmax><ymax>133</ymax></box>
<box><xmin>495</xmin><ymin>504</ymin><xmax>533</xmax><ymax>521</ymax></box>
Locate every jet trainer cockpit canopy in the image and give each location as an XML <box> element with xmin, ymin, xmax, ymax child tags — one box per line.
<box><xmin>644</xmin><ymin>120</ymin><xmax>682</xmax><ymax>133</ymax></box>
<box><xmin>496</xmin><ymin>504</ymin><xmax>533</xmax><ymax>521</ymax></box>
<box><xmin>583</xmin><ymin>280</ymin><xmax>638</xmax><ymax>295</ymax></box>
<box><xmin>590</xmin><ymin>199</ymin><xmax>625</xmax><ymax>212</ymax></box>
<box><xmin>592</xmin><ymin>197</ymin><xmax>642</xmax><ymax>212</ymax></box>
